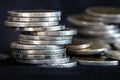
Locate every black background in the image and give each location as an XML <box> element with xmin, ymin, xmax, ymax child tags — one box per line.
<box><xmin>0</xmin><ymin>0</ymin><xmax>120</xmax><ymax>80</ymax></box>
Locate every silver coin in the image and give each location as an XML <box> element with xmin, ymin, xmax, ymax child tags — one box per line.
<box><xmin>8</xmin><ymin>10</ymin><xmax>61</xmax><ymax>17</ymax></box>
<box><xmin>73</xmin><ymin>56</ymin><xmax>118</xmax><ymax>66</ymax></box>
<box><xmin>18</xmin><ymin>39</ymin><xmax>72</xmax><ymax>45</ymax></box>
<box><xmin>86</xmin><ymin>7</ymin><xmax>120</xmax><ymax>18</ymax></box>
<box><xmin>84</xmin><ymin>15</ymin><xmax>120</xmax><ymax>23</ymax></box>
<box><xmin>23</xmin><ymin>28</ymin><xmax>77</xmax><ymax>36</ymax></box>
<box><xmin>67</xmin><ymin>43</ymin><xmax>111</xmax><ymax>55</ymax></box>
<box><xmin>12</xmin><ymin>53</ymin><xmax>64</xmax><ymax>60</ymax></box>
<box><xmin>19</xmin><ymin>34</ymin><xmax>73</xmax><ymax>40</ymax></box>
<box><xmin>105</xmin><ymin>50</ymin><xmax>120</xmax><ymax>60</ymax></box>
<box><xmin>68</xmin><ymin>14</ymin><xmax>105</xmax><ymax>26</ymax></box>
<box><xmin>39</xmin><ymin>61</ymin><xmax>77</xmax><ymax>68</ymax></box>
<box><xmin>13</xmin><ymin>48</ymin><xmax>66</xmax><ymax>55</ymax></box>
<box><xmin>5</xmin><ymin>20</ymin><xmax>58</xmax><ymax>27</ymax></box>
<box><xmin>14</xmin><ymin>25</ymin><xmax>65</xmax><ymax>31</ymax></box>
<box><xmin>0</xmin><ymin>54</ymin><xmax>9</xmax><ymax>60</ymax></box>
<box><xmin>11</xmin><ymin>42</ymin><xmax>63</xmax><ymax>50</ymax></box>
<box><xmin>7</xmin><ymin>16</ymin><xmax>61</xmax><ymax>22</ymax></box>
<box><xmin>16</xmin><ymin>57</ymin><xmax>70</xmax><ymax>64</ymax></box>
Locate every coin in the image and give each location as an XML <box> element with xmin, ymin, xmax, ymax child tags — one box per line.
<box><xmin>22</xmin><ymin>28</ymin><xmax>77</xmax><ymax>36</ymax></box>
<box><xmin>39</xmin><ymin>61</ymin><xmax>77</xmax><ymax>68</ymax></box>
<box><xmin>11</xmin><ymin>42</ymin><xmax>63</xmax><ymax>50</ymax></box>
<box><xmin>0</xmin><ymin>54</ymin><xmax>9</xmax><ymax>60</ymax></box>
<box><xmin>7</xmin><ymin>16</ymin><xmax>61</xmax><ymax>22</ymax></box>
<box><xmin>86</xmin><ymin>7</ymin><xmax>120</xmax><ymax>18</ymax></box>
<box><xmin>19</xmin><ymin>34</ymin><xmax>73</xmax><ymax>40</ymax></box>
<box><xmin>67</xmin><ymin>43</ymin><xmax>111</xmax><ymax>55</ymax></box>
<box><xmin>73</xmin><ymin>56</ymin><xmax>118</xmax><ymax>66</ymax></box>
<box><xmin>5</xmin><ymin>20</ymin><xmax>58</xmax><ymax>27</ymax></box>
<box><xmin>13</xmin><ymin>48</ymin><xmax>66</xmax><ymax>55</ymax></box>
<box><xmin>16</xmin><ymin>57</ymin><xmax>70</xmax><ymax>64</ymax></box>
<box><xmin>105</xmin><ymin>50</ymin><xmax>120</xmax><ymax>60</ymax></box>
<box><xmin>8</xmin><ymin>10</ymin><xmax>61</xmax><ymax>17</ymax></box>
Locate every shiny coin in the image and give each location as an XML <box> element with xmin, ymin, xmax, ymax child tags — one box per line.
<box><xmin>19</xmin><ymin>34</ymin><xmax>73</xmax><ymax>40</ymax></box>
<box><xmin>105</xmin><ymin>50</ymin><xmax>120</xmax><ymax>60</ymax></box>
<box><xmin>68</xmin><ymin>14</ymin><xmax>105</xmax><ymax>26</ymax></box>
<box><xmin>16</xmin><ymin>57</ymin><xmax>70</xmax><ymax>64</ymax></box>
<box><xmin>12</xmin><ymin>53</ymin><xmax>64</xmax><ymax>60</ymax></box>
<box><xmin>13</xmin><ymin>25</ymin><xmax>65</xmax><ymax>31</ymax></box>
<box><xmin>86</xmin><ymin>7</ymin><xmax>120</xmax><ymax>18</ymax></box>
<box><xmin>5</xmin><ymin>21</ymin><xmax>58</xmax><ymax>27</ymax></box>
<box><xmin>11</xmin><ymin>42</ymin><xmax>63</xmax><ymax>50</ymax></box>
<box><xmin>18</xmin><ymin>39</ymin><xmax>72</xmax><ymax>45</ymax></box>
<box><xmin>7</xmin><ymin>16</ymin><xmax>61</xmax><ymax>22</ymax></box>
<box><xmin>73</xmin><ymin>56</ymin><xmax>118</xmax><ymax>66</ymax></box>
<box><xmin>8</xmin><ymin>10</ymin><xmax>61</xmax><ymax>17</ymax></box>
<box><xmin>22</xmin><ymin>28</ymin><xmax>77</xmax><ymax>36</ymax></box>
<box><xmin>39</xmin><ymin>61</ymin><xmax>77</xmax><ymax>68</ymax></box>
<box><xmin>67</xmin><ymin>43</ymin><xmax>111</xmax><ymax>55</ymax></box>
<box><xmin>13</xmin><ymin>48</ymin><xmax>66</xmax><ymax>55</ymax></box>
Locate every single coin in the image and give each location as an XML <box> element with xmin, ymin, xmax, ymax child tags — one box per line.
<box><xmin>18</xmin><ymin>39</ymin><xmax>72</xmax><ymax>45</ymax></box>
<box><xmin>5</xmin><ymin>21</ymin><xmax>58</xmax><ymax>27</ymax></box>
<box><xmin>16</xmin><ymin>57</ymin><xmax>70</xmax><ymax>64</ymax></box>
<box><xmin>12</xmin><ymin>53</ymin><xmax>64</xmax><ymax>60</ymax></box>
<box><xmin>8</xmin><ymin>10</ymin><xmax>61</xmax><ymax>17</ymax></box>
<box><xmin>67</xmin><ymin>43</ymin><xmax>111</xmax><ymax>55</ymax></box>
<box><xmin>105</xmin><ymin>50</ymin><xmax>120</xmax><ymax>60</ymax></box>
<box><xmin>39</xmin><ymin>61</ymin><xmax>77</xmax><ymax>68</ymax></box>
<box><xmin>13</xmin><ymin>25</ymin><xmax>65</xmax><ymax>31</ymax></box>
<box><xmin>68</xmin><ymin>14</ymin><xmax>105</xmax><ymax>26</ymax></box>
<box><xmin>11</xmin><ymin>42</ymin><xmax>63</xmax><ymax>50</ymax></box>
<box><xmin>19</xmin><ymin>34</ymin><xmax>73</xmax><ymax>40</ymax></box>
<box><xmin>86</xmin><ymin>7</ymin><xmax>120</xmax><ymax>18</ymax></box>
<box><xmin>7</xmin><ymin>16</ymin><xmax>61</xmax><ymax>22</ymax></box>
<box><xmin>73</xmin><ymin>56</ymin><xmax>118</xmax><ymax>66</ymax></box>
<box><xmin>21</xmin><ymin>28</ymin><xmax>77</xmax><ymax>36</ymax></box>
<box><xmin>13</xmin><ymin>48</ymin><xmax>66</xmax><ymax>55</ymax></box>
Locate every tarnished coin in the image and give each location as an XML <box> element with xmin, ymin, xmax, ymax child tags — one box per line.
<box><xmin>18</xmin><ymin>39</ymin><xmax>72</xmax><ymax>45</ymax></box>
<box><xmin>7</xmin><ymin>16</ymin><xmax>61</xmax><ymax>22</ymax></box>
<box><xmin>73</xmin><ymin>56</ymin><xmax>118</xmax><ymax>66</ymax></box>
<box><xmin>13</xmin><ymin>48</ymin><xmax>66</xmax><ymax>55</ymax></box>
<box><xmin>21</xmin><ymin>28</ymin><xmax>77</xmax><ymax>36</ymax></box>
<box><xmin>11</xmin><ymin>42</ymin><xmax>63</xmax><ymax>50</ymax></box>
<box><xmin>5</xmin><ymin>21</ymin><xmax>58</xmax><ymax>27</ymax></box>
<box><xmin>16</xmin><ymin>57</ymin><xmax>70</xmax><ymax>64</ymax></box>
<box><xmin>12</xmin><ymin>53</ymin><xmax>64</xmax><ymax>60</ymax></box>
<box><xmin>86</xmin><ymin>7</ymin><xmax>120</xmax><ymax>18</ymax></box>
<box><xmin>67</xmin><ymin>43</ymin><xmax>111</xmax><ymax>55</ymax></box>
<box><xmin>39</xmin><ymin>61</ymin><xmax>77</xmax><ymax>68</ymax></box>
<box><xmin>19</xmin><ymin>34</ymin><xmax>73</xmax><ymax>40</ymax></box>
<box><xmin>105</xmin><ymin>50</ymin><xmax>120</xmax><ymax>60</ymax></box>
<box><xmin>68</xmin><ymin>14</ymin><xmax>105</xmax><ymax>26</ymax></box>
<box><xmin>8</xmin><ymin>10</ymin><xmax>61</xmax><ymax>17</ymax></box>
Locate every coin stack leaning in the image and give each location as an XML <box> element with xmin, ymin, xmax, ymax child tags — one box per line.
<box><xmin>68</xmin><ymin>7</ymin><xmax>120</xmax><ymax>45</ymax></box>
<box><xmin>4</xmin><ymin>10</ymin><xmax>77</xmax><ymax>68</ymax></box>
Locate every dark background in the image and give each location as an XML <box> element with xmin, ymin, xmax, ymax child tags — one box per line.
<box><xmin>0</xmin><ymin>0</ymin><xmax>120</xmax><ymax>80</ymax></box>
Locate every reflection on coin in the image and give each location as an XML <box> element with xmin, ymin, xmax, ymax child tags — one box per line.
<box><xmin>8</xmin><ymin>10</ymin><xmax>61</xmax><ymax>17</ymax></box>
<box><xmin>73</xmin><ymin>56</ymin><xmax>118</xmax><ymax>66</ymax></box>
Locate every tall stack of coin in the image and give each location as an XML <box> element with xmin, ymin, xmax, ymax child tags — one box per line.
<box><xmin>5</xmin><ymin>10</ymin><xmax>77</xmax><ymax>68</ymax></box>
<box><xmin>67</xmin><ymin>7</ymin><xmax>120</xmax><ymax>66</ymax></box>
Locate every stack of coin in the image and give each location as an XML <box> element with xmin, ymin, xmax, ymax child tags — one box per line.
<box><xmin>67</xmin><ymin>7</ymin><xmax>120</xmax><ymax>66</ymax></box>
<box><xmin>68</xmin><ymin>7</ymin><xmax>120</xmax><ymax>45</ymax></box>
<box><xmin>5</xmin><ymin>10</ymin><xmax>77</xmax><ymax>68</ymax></box>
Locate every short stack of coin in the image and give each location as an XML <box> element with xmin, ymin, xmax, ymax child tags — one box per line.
<box><xmin>5</xmin><ymin>10</ymin><xmax>77</xmax><ymax>68</ymax></box>
<box><xmin>67</xmin><ymin>7</ymin><xmax>120</xmax><ymax>66</ymax></box>
<box><xmin>68</xmin><ymin>7</ymin><xmax>120</xmax><ymax>45</ymax></box>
